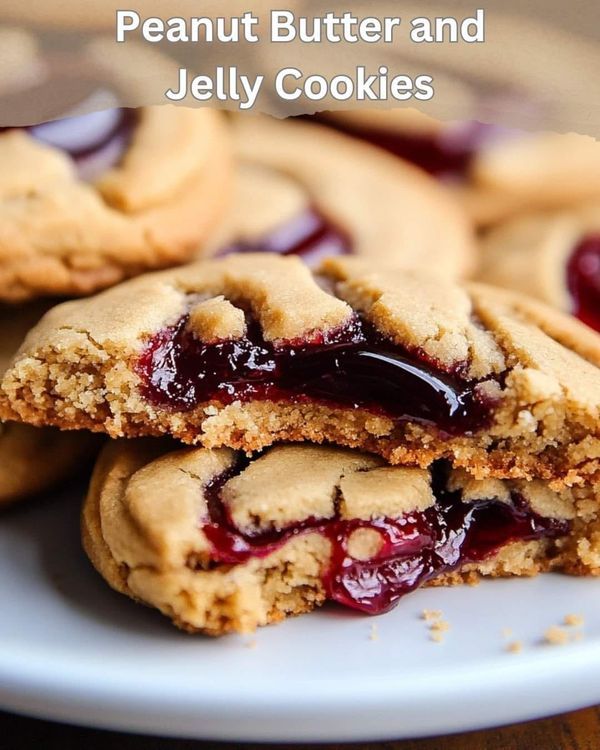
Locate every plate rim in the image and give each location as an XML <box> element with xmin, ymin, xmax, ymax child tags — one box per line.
<box><xmin>0</xmin><ymin>635</ymin><xmax>599</xmax><ymax>741</ymax></box>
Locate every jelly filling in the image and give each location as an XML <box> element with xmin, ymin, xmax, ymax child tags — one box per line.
<box><xmin>315</xmin><ymin>116</ymin><xmax>496</xmax><ymax>180</ymax></box>
<box><xmin>1</xmin><ymin>108</ymin><xmax>137</xmax><ymax>180</ymax></box>
<box><xmin>201</xmin><ymin>462</ymin><xmax>569</xmax><ymax>615</ymax></box>
<box><xmin>217</xmin><ymin>207</ymin><xmax>352</xmax><ymax>265</ymax></box>
<box><xmin>567</xmin><ymin>234</ymin><xmax>600</xmax><ymax>333</ymax></box>
<box><xmin>138</xmin><ymin>314</ymin><xmax>492</xmax><ymax>435</ymax></box>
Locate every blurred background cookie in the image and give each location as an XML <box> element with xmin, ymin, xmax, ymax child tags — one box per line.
<box><xmin>317</xmin><ymin>110</ymin><xmax>600</xmax><ymax>229</ymax></box>
<box><xmin>204</xmin><ymin>114</ymin><xmax>475</xmax><ymax>278</ymax></box>
<box><xmin>0</xmin><ymin>27</ymin><xmax>233</xmax><ymax>303</ymax></box>
<box><xmin>478</xmin><ymin>205</ymin><xmax>600</xmax><ymax>332</ymax></box>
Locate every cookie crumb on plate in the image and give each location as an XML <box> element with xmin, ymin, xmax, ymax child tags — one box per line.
<box><xmin>421</xmin><ymin>609</ymin><xmax>443</xmax><ymax>622</ymax></box>
<box><xmin>429</xmin><ymin>619</ymin><xmax>450</xmax><ymax>633</ymax></box>
<box><xmin>544</xmin><ymin>626</ymin><xmax>569</xmax><ymax>645</ymax></box>
<box><xmin>563</xmin><ymin>613</ymin><xmax>584</xmax><ymax>627</ymax></box>
<box><xmin>506</xmin><ymin>641</ymin><xmax>523</xmax><ymax>654</ymax></box>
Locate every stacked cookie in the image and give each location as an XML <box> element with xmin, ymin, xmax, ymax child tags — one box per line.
<box><xmin>3</xmin><ymin>103</ymin><xmax>600</xmax><ymax>637</ymax></box>
<box><xmin>3</xmin><ymin>246</ymin><xmax>600</xmax><ymax>634</ymax></box>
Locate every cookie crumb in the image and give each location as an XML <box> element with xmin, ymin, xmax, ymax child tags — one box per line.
<box><xmin>506</xmin><ymin>640</ymin><xmax>523</xmax><ymax>654</ymax></box>
<box><xmin>544</xmin><ymin>626</ymin><xmax>569</xmax><ymax>645</ymax></box>
<box><xmin>501</xmin><ymin>627</ymin><xmax>513</xmax><ymax>638</ymax></box>
<box><xmin>563</xmin><ymin>613</ymin><xmax>584</xmax><ymax>627</ymax></box>
<box><xmin>421</xmin><ymin>609</ymin><xmax>443</xmax><ymax>622</ymax></box>
<box><xmin>369</xmin><ymin>624</ymin><xmax>379</xmax><ymax>642</ymax></box>
<box><xmin>429</xmin><ymin>619</ymin><xmax>450</xmax><ymax>633</ymax></box>
<box><xmin>430</xmin><ymin>632</ymin><xmax>444</xmax><ymax>644</ymax></box>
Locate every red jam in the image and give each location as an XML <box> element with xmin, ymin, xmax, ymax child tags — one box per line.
<box><xmin>1</xmin><ymin>108</ymin><xmax>136</xmax><ymax>180</ymax></box>
<box><xmin>218</xmin><ymin>208</ymin><xmax>352</xmax><ymax>264</ymax></box>
<box><xmin>202</xmin><ymin>462</ymin><xmax>569</xmax><ymax>614</ymax></box>
<box><xmin>316</xmin><ymin>116</ymin><xmax>495</xmax><ymax>179</ymax></box>
<box><xmin>567</xmin><ymin>234</ymin><xmax>600</xmax><ymax>332</ymax></box>
<box><xmin>137</xmin><ymin>314</ymin><xmax>491</xmax><ymax>436</ymax></box>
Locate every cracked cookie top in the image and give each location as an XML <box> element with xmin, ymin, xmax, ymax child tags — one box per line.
<box><xmin>3</xmin><ymin>253</ymin><xmax>600</xmax><ymax>485</ymax></box>
<box><xmin>83</xmin><ymin>439</ymin><xmax>582</xmax><ymax>634</ymax></box>
<box><xmin>203</xmin><ymin>115</ymin><xmax>475</xmax><ymax>278</ymax></box>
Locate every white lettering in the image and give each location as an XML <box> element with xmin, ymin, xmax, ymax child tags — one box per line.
<box><xmin>115</xmin><ymin>10</ymin><xmax>139</xmax><ymax>42</ymax></box>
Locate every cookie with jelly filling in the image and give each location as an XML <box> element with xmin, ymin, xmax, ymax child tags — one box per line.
<box><xmin>83</xmin><ymin>440</ymin><xmax>598</xmax><ymax>635</ymax></box>
<box><xmin>479</xmin><ymin>205</ymin><xmax>600</xmax><ymax>333</ymax></box>
<box><xmin>203</xmin><ymin>115</ymin><xmax>475</xmax><ymax>278</ymax></box>
<box><xmin>4</xmin><ymin>253</ymin><xmax>600</xmax><ymax>486</ymax></box>
<box><xmin>317</xmin><ymin>109</ymin><xmax>600</xmax><ymax>228</ymax></box>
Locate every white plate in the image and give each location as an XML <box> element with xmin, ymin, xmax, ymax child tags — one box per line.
<box><xmin>1</xmin><ymin>484</ymin><xmax>599</xmax><ymax>742</ymax></box>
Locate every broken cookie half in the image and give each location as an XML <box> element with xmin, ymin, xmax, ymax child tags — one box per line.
<box><xmin>0</xmin><ymin>303</ymin><xmax>98</xmax><ymax>506</ymax></box>
<box><xmin>3</xmin><ymin>254</ymin><xmax>600</xmax><ymax>486</ymax></box>
<box><xmin>83</xmin><ymin>440</ymin><xmax>599</xmax><ymax>636</ymax></box>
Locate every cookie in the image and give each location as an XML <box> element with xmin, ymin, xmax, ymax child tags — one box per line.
<box><xmin>0</xmin><ymin>104</ymin><xmax>231</xmax><ymax>303</ymax></box>
<box><xmin>478</xmin><ymin>205</ymin><xmax>600</xmax><ymax>333</ymax></box>
<box><xmin>318</xmin><ymin>109</ymin><xmax>600</xmax><ymax>228</ymax></box>
<box><xmin>317</xmin><ymin>108</ymin><xmax>493</xmax><ymax>180</ymax></box>
<box><xmin>463</xmin><ymin>132</ymin><xmax>600</xmax><ymax>227</ymax></box>
<box><xmin>0</xmin><ymin>29</ymin><xmax>232</xmax><ymax>302</ymax></box>
<box><xmin>0</xmin><ymin>303</ymin><xmax>97</xmax><ymax>506</ymax></box>
<box><xmin>83</xmin><ymin>440</ymin><xmax>599</xmax><ymax>635</ymax></box>
<box><xmin>203</xmin><ymin>115</ymin><xmax>474</xmax><ymax>278</ymax></box>
<box><xmin>4</xmin><ymin>253</ymin><xmax>600</xmax><ymax>487</ymax></box>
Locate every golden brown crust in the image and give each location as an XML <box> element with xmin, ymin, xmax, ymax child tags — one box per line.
<box><xmin>83</xmin><ymin>440</ymin><xmax>600</xmax><ymax>635</ymax></box>
<box><xmin>4</xmin><ymin>254</ymin><xmax>600</xmax><ymax>486</ymax></box>
<box><xmin>0</xmin><ymin>106</ymin><xmax>232</xmax><ymax>302</ymax></box>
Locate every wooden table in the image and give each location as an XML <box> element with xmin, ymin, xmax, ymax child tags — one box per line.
<box><xmin>3</xmin><ymin>705</ymin><xmax>599</xmax><ymax>749</ymax></box>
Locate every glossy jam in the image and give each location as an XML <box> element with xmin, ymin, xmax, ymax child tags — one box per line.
<box><xmin>218</xmin><ymin>207</ymin><xmax>352</xmax><ymax>265</ymax></box>
<box><xmin>138</xmin><ymin>314</ymin><xmax>491</xmax><ymax>436</ymax></box>
<box><xmin>1</xmin><ymin>108</ymin><xmax>136</xmax><ymax>180</ymax></box>
<box><xmin>567</xmin><ymin>234</ymin><xmax>600</xmax><ymax>332</ymax></box>
<box><xmin>202</xmin><ymin>463</ymin><xmax>569</xmax><ymax>614</ymax></box>
<box><xmin>317</xmin><ymin>117</ymin><xmax>494</xmax><ymax>179</ymax></box>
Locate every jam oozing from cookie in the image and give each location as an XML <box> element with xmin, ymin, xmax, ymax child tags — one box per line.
<box><xmin>138</xmin><ymin>314</ymin><xmax>491</xmax><ymax>435</ymax></box>
<box><xmin>567</xmin><ymin>234</ymin><xmax>600</xmax><ymax>332</ymax></box>
<box><xmin>1</xmin><ymin>108</ymin><xmax>136</xmax><ymax>180</ymax></box>
<box><xmin>201</xmin><ymin>463</ymin><xmax>569</xmax><ymax>614</ymax></box>
<box><xmin>218</xmin><ymin>208</ymin><xmax>352</xmax><ymax>265</ymax></box>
